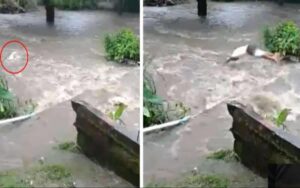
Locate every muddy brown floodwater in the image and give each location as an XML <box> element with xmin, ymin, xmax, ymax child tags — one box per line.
<box><xmin>144</xmin><ymin>1</ymin><xmax>300</xmax><ymax>187</ymax></box>
<box><xmin>0</xmin><ymin>7</ymin><xmax>139</xmax><ymax>187</ymax></box>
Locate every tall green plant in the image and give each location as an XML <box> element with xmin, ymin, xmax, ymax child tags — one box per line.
<box><xmin>0</xmin><ymin>77</ymin><xmax>36</xmax><ymax>119</ymax></box>
<box><xmin>143</xmin><ymin>71</ymin><xmax>167</xmax><ymax>127</ymax></box>
<box><xmin>0</xmin><ymin>78</ymin><xmax>17</xmax><ymax>119</ymax></box>
<box><xmin>143</xmin><ymin>70</ymin><xmax>190</xmax><ymax>127</ymax></box>
<box><xmin>264</xmin><ymin>21</ymin><xmax>300</xmax><ymax>56</ymax></box>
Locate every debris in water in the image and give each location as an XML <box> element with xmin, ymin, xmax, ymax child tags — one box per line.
<box><xmin>192</xmin><ymin>167</ymin><xmax>198</xmax><ymax>175</ymax></box>
<box><xmin>72</xmin><ymin>181</ymin><xmax>77</xmax><ymax>188</ymax></box>
<box><xmin>39</xmin><ymin>156</ymin><xmax>45</xmax><ymax>164</ymax></box>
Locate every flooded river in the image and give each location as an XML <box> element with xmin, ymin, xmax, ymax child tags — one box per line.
<box><xmin>0</xmin><ymin>7</ymin><xmax>139</xmax><ymax>117</ymax></box>
<box><xmin>144</xmin><ymin>1</ymin><xmax>300</xmax><ymax>186</ymax></box>
<box><xmin>0</xmin><ymin>7</ymin><xmax>139</xmax><ymax>187</ymax></box>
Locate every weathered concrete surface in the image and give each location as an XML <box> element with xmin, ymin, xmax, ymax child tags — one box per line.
<box><xmin>144</xmin><ymin>1</ymin><xmax>300</xmax><ymax>186</ymax></box>
<box><xmin>0</xmin><ymin>100</ymin><xmax>132</xmax><ymax>187</ymax></box>
<box><xmin>228</xmin><ymin>101</ymin><xmax>300</xmax><ymax>177</ymax></box>
<box><xmin>72</xmin><ymin>100</ymin><xmax>139</xmax><ymax>186</ymax></box>
<box><xmin>145</xmin><ymin>103</ymin><xmax>266</xmax><ymax>187</ymax></box>
<box><xmin>75</xmin><ymin>88</ymin><xmax>139</xmax><ymax>133</ymax></box>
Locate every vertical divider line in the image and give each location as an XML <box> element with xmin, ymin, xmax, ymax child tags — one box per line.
<box><xmin>139</xmin><ymin>0</ymin><xmax>144</xmax><ymax>186</ymax></box>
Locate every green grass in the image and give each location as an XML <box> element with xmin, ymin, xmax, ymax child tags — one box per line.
<box><xmin>0</xmin><ymin>172</ymin><xmax>30</xmax><ymax>188</ymax></box>
<box><xmin>206</xmin><ymin>149</ymin><xmax>239</xmax><ymax>162</ymax></box>
<box><xmin>176</xmin><ymin>174</ymin><xmax>229</xmax><ymax>188</ymax></box>
<box><xmin>146</xmin><ymin>174</ymin><xmax>229</xmax><ymax>188</ymax></box>
<box><xmin>146</xmin><ymin>182</ymin><xmax>168</xmax><ymax>187</ymax></box>
<box><xmin>56</xmin><ymin>141</ymin><xmax>79</xmax><ymax>153</ymax></box>
<box><xmin>34</xmin><ymin>165</ymin><xmax>71</xmax><ymax>181</ymax></box>
<box><xmin>0</xmin><ymin>164</ymin><xmax>73</xmax><ymax>188</ymax></box>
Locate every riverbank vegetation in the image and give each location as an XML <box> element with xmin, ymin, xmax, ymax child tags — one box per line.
<box><xmin>264</xmin><ymin>21</ymin><xmax>300</xmax><ymax>57</ymax></box>
<box><xmin>104</xmin><ymin>28</ymin><xmax>139</xmax><ymax>64</ymax></box>
<box><xmin>0</xmin><ymin>77</ymin><xmax>36</xmax><ymax>119</ymax></box>
<box><xmin>143</xmin><ymin>69</ymin><xmax>190</xmax><ymax>127</ymax></box>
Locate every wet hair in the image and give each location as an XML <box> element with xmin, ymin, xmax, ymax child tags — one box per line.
<box><xmin>246</xmin><ymin>44</ymin><xmax>257</xmax><ymax>56</ymax></box>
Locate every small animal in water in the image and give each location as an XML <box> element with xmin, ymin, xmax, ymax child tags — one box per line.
<box><xmin>225</xmin><ymin>44</ymin><xmax>283</xmax><ymax>64</ymax></box>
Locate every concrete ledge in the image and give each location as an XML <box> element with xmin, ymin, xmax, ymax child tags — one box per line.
<box><xmin>227</xmin><ymin>101</ymin><xmax>300</xmax><ymax>177</ymax></box>
<box><xmin>71</xmin><ymin>100</ymin><xmax>139</xmax><ymax>187</ymax></box>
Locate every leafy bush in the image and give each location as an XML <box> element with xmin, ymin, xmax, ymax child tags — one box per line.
<box><xmin>104</xmin><ymin>29</ymin><xmax>139</xmax><ymax>63</ymax></box>
<box><xmin>264</xmin><ymin>21</ymin><xmax>300</xmax><ymax>56</ymax></box>
<box><xmin>143</xmin><ymin>70</ymin><xmax>190</xmax><ymax>127</ymax></box>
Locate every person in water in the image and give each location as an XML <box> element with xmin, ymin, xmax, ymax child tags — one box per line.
<box><xmin>225</xmin><ymin>44</ymin><xmax>283</xmax><ymax>64</ymax></box>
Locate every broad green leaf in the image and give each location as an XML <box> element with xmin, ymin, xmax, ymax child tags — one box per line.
<box><xmin>144</xmin><ymin>107</ymin><xmax>150</xmax><ymax>117</ymax></box>
<box><xmin>114</xmin><ymin>103</ymin><xmax>127</xmax><ymax>120</ymax></box>
<box><xmin>143</xmin><ymin>88</ymin><xmax>162</xmax><ymax>104</ymax></box>
<box><xmin>275</xmin><ymin>108</ymin><xmax>290</xmax><ymax>127</ymax></box>
<box><xmin>0</xmin><ymin>87</ymin><xmax>13</xmax><ymax>100</ymax></box>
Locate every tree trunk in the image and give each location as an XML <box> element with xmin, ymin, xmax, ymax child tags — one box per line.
<box><xmin>44</xmin><ymin>0</ymin><xmax>54</xmax><ymax>23</ymax></box>
<box><xmin>197</xmin><ymin>0</ymin><xmax>207</xmax><ymax>17</ymax></box>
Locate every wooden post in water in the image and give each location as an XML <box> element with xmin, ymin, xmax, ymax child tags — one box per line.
<box><xmin>44</xmin><ymin>0</ymin><xmax>54</xmax><ymax>23</ymax></box>
<box><xmin>197</xmin><ymin>0</ymin><xmax>207</xmax><ymax>17</ymax></box>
